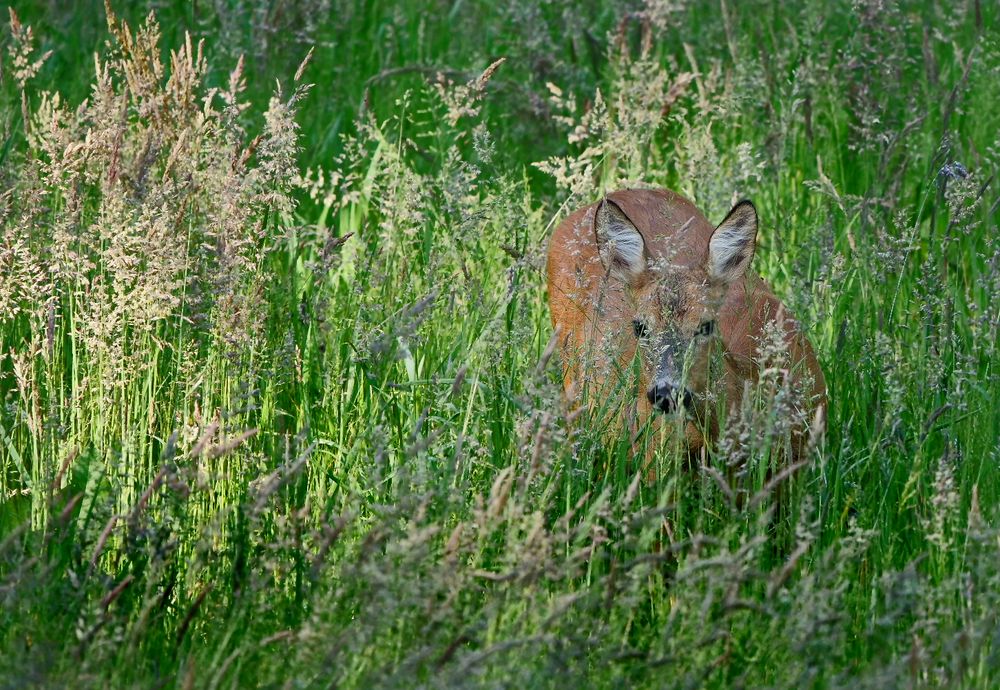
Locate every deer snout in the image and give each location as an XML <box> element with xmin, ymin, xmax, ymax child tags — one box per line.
<box><xmin>647</xmin><ymin>382</ymin><xmax>693</xmax><ymax>414</ymax></box>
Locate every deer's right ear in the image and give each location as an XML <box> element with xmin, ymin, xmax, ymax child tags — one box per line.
<box><xmin>595</xmin><ymin>199</ymin><xmax>646</xmax><ymax>285</ymax></box>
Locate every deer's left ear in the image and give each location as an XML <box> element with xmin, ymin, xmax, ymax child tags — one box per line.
<box><xmin>707</xmin><ymin>200</ymin><xmax>758</xmax><ymax>284</ymax></box>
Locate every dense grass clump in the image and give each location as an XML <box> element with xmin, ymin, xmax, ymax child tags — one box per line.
<box><xmin>1</xmin><ymin>1</ymin><xmax>999</xmax><ymax>687</ymax></box>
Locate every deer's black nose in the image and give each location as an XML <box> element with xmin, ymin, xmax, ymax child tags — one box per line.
<box><xmin>647</xmin><ymin>383</ymin><xmax>693</xmax><ymax>414</ymax></box>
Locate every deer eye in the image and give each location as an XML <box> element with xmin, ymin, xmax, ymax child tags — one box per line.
<box><xmin>632</xmin><ymin>319</ymin><xmax>650</xmax><ymax>339</ymax></box>
<box><xmin>695</xmin><ymin>320</ymin><xmax>716</xmax><ymax>337</ymax></box>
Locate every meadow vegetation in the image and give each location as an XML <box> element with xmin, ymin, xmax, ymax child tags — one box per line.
<box><xmin>1</xmin><ymin>0</ymin><xmax>999</xmax><ymax>687</ymax></box>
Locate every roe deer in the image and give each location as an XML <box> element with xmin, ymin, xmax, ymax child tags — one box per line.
<box><xmin>547</xmin><ymin>188</ymin><xmax>826</xmax><ymax>477</ymax></box>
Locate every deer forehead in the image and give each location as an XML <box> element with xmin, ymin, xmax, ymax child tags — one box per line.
<box><xmin>633</xmin><ymin>270</ymin><xmax>719</xmax><ymax>319</ymax></box>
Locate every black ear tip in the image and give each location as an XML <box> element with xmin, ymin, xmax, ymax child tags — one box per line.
<box><xmin>722</xmin><ymin>199</ymin><xmax>758</xmax><ymax>227</ymax></box>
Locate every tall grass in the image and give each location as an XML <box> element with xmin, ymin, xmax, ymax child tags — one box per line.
<box><xmin>1</xmin><ymin>1</ymin><xmax>999</xmax><ymax>687</ymax></box>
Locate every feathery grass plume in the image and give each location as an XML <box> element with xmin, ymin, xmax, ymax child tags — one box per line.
<box><xmin>535</xmin><ymin>51</ymin><xmax>693</xmax><ymax>199</ymax></box>
<box><xmin>0</xmin><ymin>5</ymin><xmax>314</xmax><ymax>524</ymax></box>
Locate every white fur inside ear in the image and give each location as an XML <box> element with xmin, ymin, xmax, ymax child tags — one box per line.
<box><xmin>596</xmin><ymin>200</ymin><xmax>645</xmax><ymax>283</ymax></box>
<box><xmin>708</xmin><ymin>201</ymin><xmax>758</xmax><ymax>284</ymax></box>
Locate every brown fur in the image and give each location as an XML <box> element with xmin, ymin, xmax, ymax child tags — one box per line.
<box><xmin>547</xmin><ymin>188</ymin><xmax>826</xmax><ymax>470</ymax></box>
